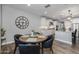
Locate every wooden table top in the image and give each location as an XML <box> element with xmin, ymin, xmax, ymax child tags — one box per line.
<box><xmin>19</xmin><ymin>35</ymin><xmax>47</xmax><ymax>43</ymax></box>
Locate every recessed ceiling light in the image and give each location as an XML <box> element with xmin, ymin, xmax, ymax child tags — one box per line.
<box><xmin>70</xmin><ymin>20</ymin><xmax>73</xmax><ymax>22</ymax></box>
<box><xmin>67</xmin><ymin>17</ymin><xmax>71</xmax><ymax>20</ymax></box>
<box><xmin>44</xmin><ymin>11</ymin><xmax>47</xmax><ymax>14</ymax></box>
<box><xmin>53</xmin><ymin>16</ymin><xmax>55</xmax><ymax>18</ymax></box>
<box><xmin>27</xmin><ymin>4</ymin><xmax>31</xmax><ymax>6</ymax></box>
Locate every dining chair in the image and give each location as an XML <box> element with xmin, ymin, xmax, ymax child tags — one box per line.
<box><xmin>42</xmin><ymin>35</ymin><xmax>54</xmax><ymax>53</ymax></box>
<box><xmin>72</xmin><ymin>29</ymin><xmax>77</xmax><ymax>45</ymax></box>
<box><xmin>18</xmin><ymin>44</ymin><xmax>40</xmax><ymax>54</ymax></box>
<box><xmin>14</xmin><ymin>34</ymin><xmax>27</xmax><ymax>54</ymax></box>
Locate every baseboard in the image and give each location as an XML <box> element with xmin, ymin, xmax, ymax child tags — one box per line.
<box><xmin>55</xmin><ymin>39</ymin><xmax>72</xmax><ymax>45</ymax></box>
<box><xmin>2</xmin><ymin>41</ymin><xmax>14</xmax><ymax>45</ymax></box>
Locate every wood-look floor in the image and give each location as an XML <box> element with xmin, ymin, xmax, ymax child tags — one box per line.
<box><xmin>1</xmin><ymin>40</ymin><xmax>79</xmax><ymax>54</ymax></box>
<box><xmin>53</xmin><ymin>40</ymin><xmax>79</xmax><ymax>54</ymax></box>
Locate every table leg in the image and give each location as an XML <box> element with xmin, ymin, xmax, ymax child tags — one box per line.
<box><xmin>41</xmin><ymin>43</ymin><xmax>43</xmax><ymax>54</ymax></box>
<box><xmin>38</xmin><ymin>43</ymin><xmax>41</xmax><ymax>54</ymax></box>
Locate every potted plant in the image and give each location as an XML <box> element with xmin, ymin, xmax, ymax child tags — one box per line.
<box><xmin>1</xmin><ymin>28</ymin><xmax>6</xmax><ymax>37</ymax></box>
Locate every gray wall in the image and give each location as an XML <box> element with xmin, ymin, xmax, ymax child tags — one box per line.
<box><xmin>2</xmin><ymin>5</ymin><xmax>41</xmax><ymax>43</ymax></box>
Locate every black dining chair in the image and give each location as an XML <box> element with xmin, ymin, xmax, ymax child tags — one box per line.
<box><xmin>14</xmin><ymin>34</ymin><xmax>27</xmax><ymax>54</ymax></box>
<box><xmin>42</xmin><ymin>35</ymin><xmax>54</xmax><ymax>53</ymax></box>
<box><xmin>18</xmin><ymin>44</ymin><xmax>40</xmax><ymax>54</ymax></box>
<box><xmin>72</xmin><ymin>29</ymin><xmax>77</xmax><ymax>45</ymax></box>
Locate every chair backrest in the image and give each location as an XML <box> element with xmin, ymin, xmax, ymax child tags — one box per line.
<box><xmin>19</xmin><ymin>44</ymin><xmax>40</xmax><ymax>54</ymax></box>
<box><xmin>14</xmin><ymin>34</ymin><xmax>27</xmax><ymax>46</ymax></box>
<box><xmin>43</xmin><ymin>35</ymin><xmax>54</xmax><ymax>48</ymax></box>
<box><xmin>72</xmin><ymin>29</ymin><xmax>77</xmax><ymax>37</ymax></box>
<box><xmin>14</xmin><ymin>34</ymin><xmax>22</xmax><ymax>40</ymax></box>
<box><xmin>75</xmin><ymin>29</ymin><xmax>77</xmax><ymax>35</ymax></box>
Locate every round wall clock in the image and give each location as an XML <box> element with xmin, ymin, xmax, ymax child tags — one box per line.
<box><xmin>15</xmin><ymin>16</ymin><xmax>29</xmax><ymax>29</ymax></box>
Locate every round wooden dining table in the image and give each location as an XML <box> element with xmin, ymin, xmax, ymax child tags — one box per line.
<box><xmin>19</xmin><ymin>35</ymin><xmax>47</xmax><ymax>53</ymax></box>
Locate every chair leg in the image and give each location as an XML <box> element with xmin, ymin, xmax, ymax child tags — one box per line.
<box><xmin>50</xmin><ymin>48</ymin><xmax>54</xmax><ymax>53</ymax></box>
<box><xmin>14</xmin><ymin>46</ymin><xmax>17</xmax><ymax>54</ymax></box>
<box><xmin>72</xmin><ymin>37</ymin><xmax>76</xmax><ymax>46</ymax></box>
<box><xmin>41</xmin><ymin>43</ymin><xmax>43</xmax><ymax>54</ymax></box>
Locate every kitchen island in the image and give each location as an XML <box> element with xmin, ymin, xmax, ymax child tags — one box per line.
<box><xmin>55</xmin><ymin>31</ymin><xmax>72</xmax><ymax>44</ymax></box>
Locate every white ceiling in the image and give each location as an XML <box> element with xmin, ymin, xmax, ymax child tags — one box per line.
<box><xmin>6</xmin><ymin>4</ymin><xmax>79</xmax><ymax>21</ymax></box>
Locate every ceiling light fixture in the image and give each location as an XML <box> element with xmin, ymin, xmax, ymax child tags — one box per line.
<box><xmin>45</xmin><ymin>4</ymin><xmax>51</xmax><ymax>8</ymax></box>
<box><xmin>44</xmin><ymin>4</ymin><xmax>50</xmax><ymax>15</ymax></box>
<box><xmin>27</xmin><ymin>4</ymin><xmax>31</xmax><ymax>6</ymax></box>
<box><xmin>67</xmin><ymin>17</ymin><xmax>71</xmax><ymax>20</ymax></box>
<box><xmin>44</xmin><ymin>11</ymin><xmax>47</xmax><ymax>14</ymax></box>
<box><xmin>67</xmin><ymin>10</ymin><xmax>72</xmax><ymax>20</ymax></box>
